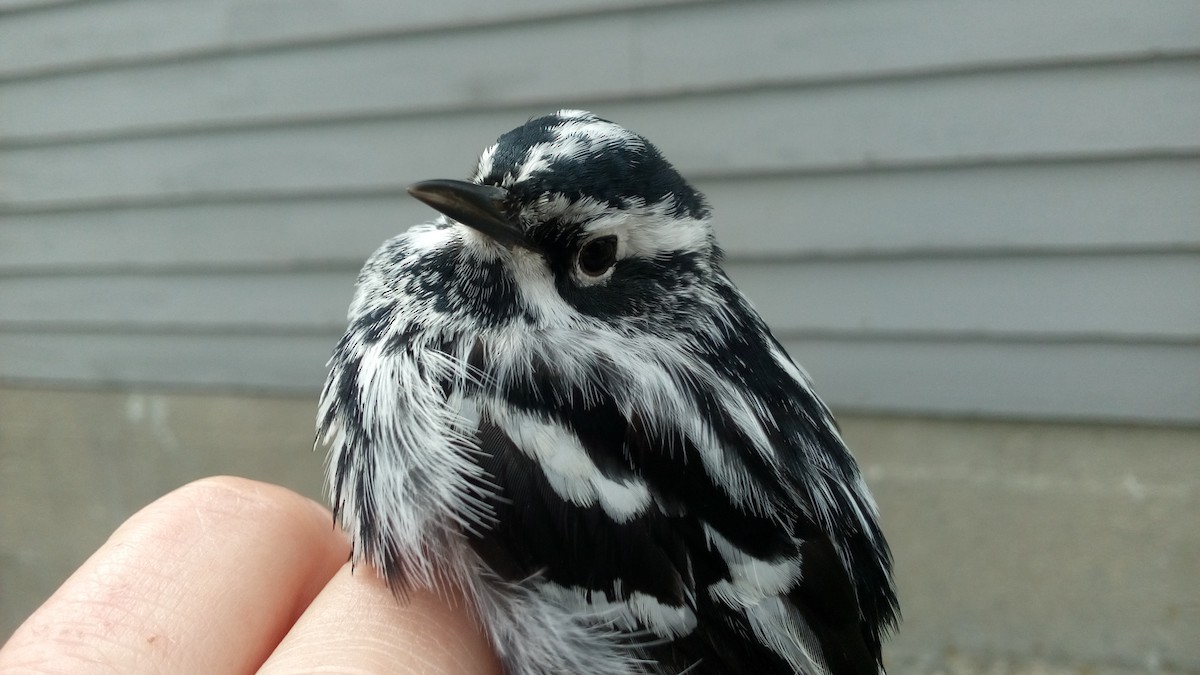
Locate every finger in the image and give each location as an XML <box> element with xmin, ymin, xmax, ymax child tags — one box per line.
<box><xmin>0</xmin><ymin>477</ymin><xmax>349</xmax><ymax>674</ymax></box>
<box><xmin>259</xmin><ymin>563</ymin><xmax>502</xmax><ymax>675</ymax></box>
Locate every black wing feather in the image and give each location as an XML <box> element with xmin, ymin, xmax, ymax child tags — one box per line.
<box><xmin>465</xmin><ymin>338</ymin><xmax>892</xmax><ymax>674</ymax></box>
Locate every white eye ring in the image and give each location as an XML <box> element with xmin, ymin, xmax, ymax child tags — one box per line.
<box><xmin>575</xmin><ymin>235</ymin><xmax>619</xmax><ymax>281</ymax></box>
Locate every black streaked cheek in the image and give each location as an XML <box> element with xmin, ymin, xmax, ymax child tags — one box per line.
<box><xmin>404</xmin><ymin>248</ymin><xmax>524</xmax><ymax>327</ymax></box>
<box><xmin>454</xmin><ymin>256</ymin><xmax>523</xmax><ymax>326</ymax></box>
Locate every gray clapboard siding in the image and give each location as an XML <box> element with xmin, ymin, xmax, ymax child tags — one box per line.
<box><xmin>4</xmin><ymin>61</ymin><xmax>1199</xmax><ymax>207</ymax></box>
<box><xmin>0</xmin><ymin>197</ymin><xmax>408</xmax><ymax>272</ymax></box>
<box><xmin>0</xmin><ymin>0</ymin><xmax>1197</xmax><ymax>424</ymax></box>
<box><xmin>1</xmin><ymin>333</ymin><xmax>1195</xmax><ymax>425</ymax></box>
<box><xmin>0</xmin><ymin>0</ymin><xmax>77</xmax><ymax>14</ymax></box>
<box><xmin>0</xmin><ymin>272</ymin><xmax>358</xmax><ymax>331</ymax></box>
<box><xmin>707</xmin><ymin>160</ymin><xmax>1200</xmax><ymax>257</ymax></box>
<box><xmin>782</xmin><ymin>339</ymin><xmax>1200</xmax><ymax>425</ymax></box>
<box><xmin>0</xmin><ymin>331</ymin><xmax>336</xmax><ymax>391</ymax></box>
<box><xmin>3</xmin><ymin>255</ymin><xmax>1198</xmax><ymax>340</ymax></box>
<box><xmin>4</xmin><ymin>17</ymin><xmax>653</xmax><ymax>140</ymax></box>
<box><xmin>0</xmin><ymin>0</ymin><xmax>701</xmax><ymax>78</ymax></box>
<box><xmin>2</xmin><ymin>159</ymin><xmax>1198</xmax><ymax>273</ymax></box>
<box><xmin>728</xmin><ymin>255</ymin><xmax>1200</xmax><ymax>341</ymax></box>
<box><xmin>5</xmin><ymin>0</ymin><xmax>1200</xmax><ymax>142</ymax></box>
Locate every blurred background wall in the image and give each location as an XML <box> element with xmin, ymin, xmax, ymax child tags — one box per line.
<box><xmin>1</xmin><ymin>0</ymin><xmax>1197</xmax><ymax>671</ymax></box>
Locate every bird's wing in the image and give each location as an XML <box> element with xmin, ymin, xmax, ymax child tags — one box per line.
<box><xmin>465</xmin><ymin>373</ymin><xmax>883</xmax><ymax>674</ymax></box>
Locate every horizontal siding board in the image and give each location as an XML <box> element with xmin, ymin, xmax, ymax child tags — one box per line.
<box><xmin>0</xmin><ymin>331</ymin><xmax>335</xmax><ymax>391</ymax></box>
<box><xmin>4</xmin><ymin>61</ymin><xmax>1199</xmax><ymax>208</ymax></box>
<box><xmin>4</xmin><ymin>254</ymin><xmax>1197</xmax><ymax>338</ymax></box>
<box><xmin>0</xmin><ymin>198</ymin><xmax>407</xmax><ymax>272</ymax></box>
<box><xmin>0</xmin><ymin>194</ymin><xmax>408</xmax><ymax>270</ymax></box>
<box><xmin>0</xmin><ymin>0</ymin><xmax>703</xmax><ymax>77</ymax></box>
<box><xmin>729</xmin><ymin>255</ymin><xmax>1200</xmax><ymax>340</ymax></box>
<box><xmin>3</xmin><ymin>0</ymin><xmax>1198</xmax><ymax>83</ymax></box>
<box><xmin>0</xmin><ymin>0</ymin><xmax>78</xmax><ymax>13</ymax></box>
<box><xmin>5</xmin><ymin>2</ymin><xmax>1200</xmax><ymax>140</ymax></box>
<box><xmin>705</xmin><ymin>159</ymin><xmax>1200</xmax><ymax>257</ymax></box>
<box><xmin>634</xmin><ymin>0</ymin><xmax>1200</xmax><ymax>90</ymax></box>
<box><xmin>783</xmin><ymin>339</ymin><xmax>1200</xmax><ymax>425</ymax></box>
<box><xmin>1</xmin><ymin>17</ymin><xmax>645</xmax><ymax>140</ymax></box>
<box><xmin>2</xmin><ymin>332</ymin><xmax>1195</xmax><ymax>423</ymax></box>
<box><xmin>1</xmin><ymin>158</ymin><xmax>1197</xmax><ymax>272</ymax></box>
<box><xmin>0</xmin><ymin>272</ymin><xmax>358</xmax><ymax>331</ymax></box>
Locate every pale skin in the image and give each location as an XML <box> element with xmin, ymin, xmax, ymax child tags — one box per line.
<box><xmin>0</xmin><ymin>476</ymin><xmax>501</xmax><ymax>675</ymax></box>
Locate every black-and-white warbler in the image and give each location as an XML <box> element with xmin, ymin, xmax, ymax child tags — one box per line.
<box><xmin>319</xmin><ymin>110</ymin><xmax>898</xmax><ymax>674</ymax></box>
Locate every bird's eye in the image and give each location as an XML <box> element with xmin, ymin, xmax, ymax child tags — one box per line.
<box><xmin>576</xmin><ymin>235</ymin><xmax>618</xmax><ymax>277</ymax></box>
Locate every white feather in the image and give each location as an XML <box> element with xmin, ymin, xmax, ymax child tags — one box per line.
<box><xmin>539</xmin><ymin>581</ymin><xmax>698</xmax><ymax>639</ymax></box>
<box><xmin>491</xmin><ymin>408</ymin><xmax>652</xmax><ymax>523</ymax></box>
<box><xmin>704</xmin><ymin>525</ymin><xmax>803</xmax><ymax>609</ymax></box>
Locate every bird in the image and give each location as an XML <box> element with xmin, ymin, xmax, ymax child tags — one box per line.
<box><xmin>318</xmin><ymin>109</ymin><xmax>898</xmax><ymax>674</ymax></box>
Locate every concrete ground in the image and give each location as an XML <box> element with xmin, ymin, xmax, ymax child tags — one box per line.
<box><xmin>2</xmin><ymin>386</ymin><xmax>1197</xmax><ymax>672</ymax></box>
<box><xmin>892</xmin><ymin>655</ymin><xmax>1190</xmax><ymax>675</ymax></box>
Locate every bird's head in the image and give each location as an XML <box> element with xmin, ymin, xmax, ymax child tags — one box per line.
<box><xmin>369</xmin><ymin>110</ymin><xmax>725</xmax><ymax>335</ymax></box>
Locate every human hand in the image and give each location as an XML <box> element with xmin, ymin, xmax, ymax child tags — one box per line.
<box><xmin>0</xmin><ymin>477</ymin><xmax>501</xmax><ymax>674</ymax></box>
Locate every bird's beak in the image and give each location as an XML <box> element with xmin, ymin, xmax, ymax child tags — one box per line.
<box><xmin>407</xmin><ymin>179</ymin><xmax>531</xmax><ymax>250</ymax></box>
